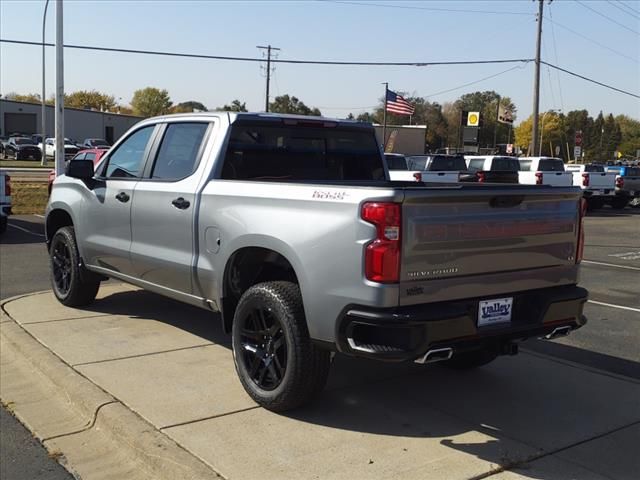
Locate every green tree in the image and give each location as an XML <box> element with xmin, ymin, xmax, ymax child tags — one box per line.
<box><xmin>3</xmin><ymin>92</ymin><xmax>42</xmax><ymax>103</ymax></box>
<box><xmin>172</xmin><ymin>101</ymin><xmax>208</xmax><ymax>113</ymax></box>
<box><xmin>217</xmin><ymin>99</ymin><xmax>247</xmax><ymax>112</ymax></box>
<box><xmin>131</xmin><ymin>87</ymin><xmax>172</xmax><ymax>117</ymax></box>
<box><xmin>269</xmin><ymin>95</ymin><xmax>321</xmax><ymax>116</ymax></box>
<box><xmin>65</xmin><ymin>90</ymin><xmax>116</xmax><ymax>111</ymax></box>
<box><xmin>615</xmin><ymin>114</ymin><xmax>640</xmax><ymax>157</ymax></box>
<box><xmin>454</xmin><ymin>91</ymin><xmax>517</xmax><ymax>148</ymax></box>
<box><xmin>356</xmin><ymin>111</ymin><xmax>379</xmax><ymax>123</ymax></box>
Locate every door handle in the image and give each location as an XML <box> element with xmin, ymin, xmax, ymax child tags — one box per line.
<box><xmin>115</xmin><ymin>192</ymin><xmax>130</xmax><ymax>203</ymax></box>
<box><xmin>171</xmin><ymin>197</ymin><xmax>190</xmax><ymax>210</ymax></box>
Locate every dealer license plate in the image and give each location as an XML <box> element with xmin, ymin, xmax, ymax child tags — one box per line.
<box><xmin>478</xmin><ymin>297</ymin><xmax>513</xmax><ymax>327</ymax></box>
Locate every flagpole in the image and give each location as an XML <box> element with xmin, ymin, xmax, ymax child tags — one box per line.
<box><xmin>382</xmin><ymin>82</ymin><xmax>388</xmax><ymax>151</ymax></box>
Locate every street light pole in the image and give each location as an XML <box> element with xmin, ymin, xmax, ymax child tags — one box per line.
<box><xmin>55</xmin><ymin>0</ymin><xmax>64</xmax><ymax>177</ymax></box>
<box><xmin>41</xmin><ymin>0</ymin><xmax>50</xmax><ymax>166</ymax></box>
<box><xmin>539</xmin><ymin>109</ymin><xmax>559</xmax><ymax>156</ymax></box>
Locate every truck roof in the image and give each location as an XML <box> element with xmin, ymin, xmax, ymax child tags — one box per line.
<box><xmin>141</xmin><ymin>112</ymin><xmax>372</xmax><ymax>129</ymax></box>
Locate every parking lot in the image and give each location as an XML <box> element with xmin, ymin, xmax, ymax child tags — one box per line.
<box><xmin>1</xmin><ymin>209</ymin><xmax>639</xmax><ymax>480</ymax></box>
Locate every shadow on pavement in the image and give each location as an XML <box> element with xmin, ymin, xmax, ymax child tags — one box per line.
<box><xmin>0</xmin><ymin>217</ymin><xmax>46</xmax><ymax>245</ymax></box>
<box><xmin>586</xmin><ymin>206</ymin><xmax>640</xmax><ymax>218</ymax></box>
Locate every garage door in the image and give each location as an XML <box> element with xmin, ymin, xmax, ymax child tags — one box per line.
<box><xmin>4</xmin><ymin>113</ymin><xmax>37</xmax><ymax>136</ymax></box>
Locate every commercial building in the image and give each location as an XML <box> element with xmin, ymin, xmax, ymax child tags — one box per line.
<box><xmin>0</xmin><ymin>99</ymin><xmax>143</xmax><ymax>144</ymax></box>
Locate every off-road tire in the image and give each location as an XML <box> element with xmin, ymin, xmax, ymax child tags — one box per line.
<box><xmin>443</xmin><ymin>349</ymin><xmax>498</xmax><ymax>370</ymax></box>
<box><xmin>232</xmin><ymin>281</ymin><xmax>331</xmax><ymax>412</ymax></box>
<box><xmin>50</xmin><ymin>226</ymin><xmax>100</xmax><ymax>306</ymax></box>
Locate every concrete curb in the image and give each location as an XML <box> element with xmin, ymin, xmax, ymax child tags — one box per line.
<box><xmin>1</xmin><ymin>292</ymin><xmax>223</xmax><ymax>480</ymax></box>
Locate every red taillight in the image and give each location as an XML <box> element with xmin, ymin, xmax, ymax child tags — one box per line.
<box><xmin>4</xmin><ymin>175</ymin><xmax>10</xmax><ymax>197</ymax></box>
<box><xmin>361</xmin><ymin>202</ymin><xmax>401</xmax><ymax>283</ymax></box>
<box><xmin>535</xmin><ymin>172</ymin><xmax>543</xmax><ymax>185</ymax></box>
<box><xmin>476</xmin><ymin>171</ymin><xmax>486</xmax><ymax>183</ymax></box>
<box><xmin>616</xmin><ymin>176</ymin><xmax>624</xmax><ymax>188</ymax></box>
<box><xmin>413</xmin><ymin>172</ymin><xmax>422</xmax><ymax>182</ymax></box>
<box><xmin>576</xmin><ymin>198</ymin><xmax>586</xmax><ymax>263</ymax></box>
<box><xmin>582</xmin><ymin>173</ymin><xmax>589</xmax><ymax>187</ymax></box>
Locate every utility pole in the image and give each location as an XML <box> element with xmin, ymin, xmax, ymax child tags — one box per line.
<box><xmin>41</xmin><ymin>0</ymin><xmax>50</xmax><ymax>166</ymax></box>
<box><xmin>55</xmin><ymin>0</ymin><xmax>64</xmax><ymax>177</ymax></box>
<box><xmin>531</xmin><ymin>0</ymin><xmax>546</xmax><ymax>156</ymax></box>
<box><xmin>257</xmin><ymin>45</ymin><xmax>280</xmax><ymax>112</ymax></box>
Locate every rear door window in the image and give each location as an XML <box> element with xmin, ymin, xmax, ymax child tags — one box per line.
<box><xmin>151</xmin><ymin>123</ymin><xmax>209</xmax><ymax>180</ymax></box>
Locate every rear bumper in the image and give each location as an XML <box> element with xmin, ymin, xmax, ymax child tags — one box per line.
<box><xmin>335</xmin><ymin>284</ymin><xmax>588</xmax><ymax>362</ymax></box>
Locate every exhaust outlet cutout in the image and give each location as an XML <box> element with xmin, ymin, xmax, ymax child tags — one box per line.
<box><xmin>414</xmin><ymin>347</ymin><xmax>453</xmax><ymax>364</ymax></box>
<box><xmin>545</xmin><ymin>326</ymin><xmax>572</xmax><ymax>340</ymax></box>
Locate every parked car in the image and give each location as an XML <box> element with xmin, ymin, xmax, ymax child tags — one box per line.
<box><xmin>2</xmin><ymin>137</ymin><xmax>43</xmax><ymax>161</ymax></box>
<box><xmin>517</xmin><ymin>157</ymin><xmax>573</xmax><ymax>186</ymax></box>
<box><xmin>39</xmin><ymin>138</ymin><xmax>80</xmax><ymax>159</ymax></box>
<box><xmin>565</xmin><ymin>164</ymin><xmax>618</xmax><ymax>210</ymax></box>
<box><xmin>464</xmin><ymin>155</ymin><xmax>521</xmax><ymax>183</ymax></box>
<box><xmin>82</xmin><ymin>138</ymin><xmax>111</xmax><ymax>149</ymax></box>
<box><xmin>0</xmin><ymin>172</ymin><xmax>11</xmax><ymax>234</ymax></box>
<box><xmin>48</xmin><ymin>148</ymin><xmax>110</xmax><ymax>195</ymax></box>
<box><xmin>605</xmin><ymin>165</ymin><xmax>640</xmax><ymax>209</ymax></box>
<box><xmin>46</xmin><ymin>112</ymin><xmax>588</xmax><ymax>411</ymax></box>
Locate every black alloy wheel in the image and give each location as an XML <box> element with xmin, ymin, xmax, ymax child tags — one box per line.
<box><xmin>51</xmin><ymin>238</ymin><xmax>72</xmax><ymax>297</ymax></box>
<box><xmin>238</xmin><ymin>306</ymin><xmax>287</xmax><ymax>391</ymax></box>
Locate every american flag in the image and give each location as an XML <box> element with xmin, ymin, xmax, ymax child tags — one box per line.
<box><xmin>386</xmin><ymin>89</ymin><xmax>415</xmax><ymax>115</ymax></box>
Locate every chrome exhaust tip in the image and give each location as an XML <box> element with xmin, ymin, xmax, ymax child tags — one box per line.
<box><xmin>414</xmin><ymin>347</ymin><xmax>453</xmax><ymax>364</ymax></box>
<box><xmin>545</xmin><ymin>326</ymin><xmax>572</xmax><ymax>340</ymax></box>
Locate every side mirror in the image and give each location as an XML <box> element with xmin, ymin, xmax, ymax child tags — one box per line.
<box><xmin>66</xmin><ymin>159</ymin><xmax>94</xmax><ymax>180</ymax></box>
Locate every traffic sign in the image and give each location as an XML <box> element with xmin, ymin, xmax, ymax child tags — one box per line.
<box><xmin>575</xmin><ymin>130</ymin><xmax>583</xmax><ymax>147</ymax></box>
<box><xmin>506</xmin><ymin>144</ymin><xmax>513</xmax><ymax>154</ymax></box>
<box><xmin>574</xmin><ymin>146</ymin><xmax>582</xmax><ymax>159</ymax></box>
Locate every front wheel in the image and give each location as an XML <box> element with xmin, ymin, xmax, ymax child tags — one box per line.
<box><xmin>50</xmin><ymin>226</ymin><xmax>100</xmax><ymax>306</ymax></box>
<box><xmin>232</xmin><ymin>281</ymin><xmax>331</xmax><ymax>412</ymax></box>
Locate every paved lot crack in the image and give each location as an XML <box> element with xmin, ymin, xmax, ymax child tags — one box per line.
<box><xmin>72</xmin><ymin>343</ymin><xmax>215</xmax><ymax>367</ymax></box>
<box><xmin>468</xmin><ymin>420</ymin><xmax>640</xmax><ymax>480</ymax></box>
<box><xmin>18</xmin><ymin>313</ymin><xmax>114</xmax><ymax>325</ymax></box>
<box><xmin>160</xmin><ymin>406</ymin><xmax>261</xmax><ymax>431</ymax></box>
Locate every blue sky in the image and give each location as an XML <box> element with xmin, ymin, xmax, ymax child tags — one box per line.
<box><xmin>1</xmin><ymin>0</ymin><xmax>639</xmax><ymax>122</ymax></box>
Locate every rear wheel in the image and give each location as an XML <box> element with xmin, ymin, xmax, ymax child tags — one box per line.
<box><xmin>586</xmin><ymin>198</ymin><xmax>604</xmax><ymax>211</ymax></box>
<box><xmin>50</xmin><ymin>226</ymin><xmax>100</xmax><ymax>306</ymax></box>
<box><xmin>232</xmin><ymin>281</ymin><xmax>331</xmax><ymax>411</ymax></box>
<box><xmin>443</xmin><ymin>349</ymin><xmax>498</xmax><ymax>370</ymax></box>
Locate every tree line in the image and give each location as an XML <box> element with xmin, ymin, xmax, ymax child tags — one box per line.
<box><xmin>4</xmin><ymin>89</ymin><xmax>638</xmax><ymax>160</ymax></box>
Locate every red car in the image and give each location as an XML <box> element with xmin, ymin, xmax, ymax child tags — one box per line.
<box><xmin>48</xmin><ymin>148</ymin><xmax>109</xmax><ymax>194</ymax></box>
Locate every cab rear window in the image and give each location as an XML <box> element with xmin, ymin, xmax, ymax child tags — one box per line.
<box><xmin>491</xmin><ymin>157</ymin><xmax>520</xmax><ymax>171</ymax></box>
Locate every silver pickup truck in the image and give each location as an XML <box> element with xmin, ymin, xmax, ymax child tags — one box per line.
<box><xmin>46</xmin><ymin>113</ymin><xmax>588</xmax><ymax>411</ymax></box>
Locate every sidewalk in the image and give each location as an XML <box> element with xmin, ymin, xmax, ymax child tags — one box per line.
<box><xmin>1</xmin><ymin>285</ymin><xmax>639</xmax><ymax>479</ymax></box>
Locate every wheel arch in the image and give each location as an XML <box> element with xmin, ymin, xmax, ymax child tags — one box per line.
<box><xmin>45</xmin><ymin>207</ymin><xmax>75</xmax><ymax>250</ymax></box>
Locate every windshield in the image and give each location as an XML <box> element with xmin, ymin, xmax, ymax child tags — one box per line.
<box><xmin>15</xmin><ymin>138</ymin><xmax>35</xmax><ymax>145</ymax></box>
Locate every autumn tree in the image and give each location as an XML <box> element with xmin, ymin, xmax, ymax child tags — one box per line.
<box><xmin>269</xmin><ymin>95</ymin><xmax>321</xmax><ymax>116</ymax></box>
<box><xmin>515</xmin><ymin>111</ymin><xmax>564</xmax><ymax>157</ymax></box>
<box><xmin>615</xmin><ymin>115</ymin><xmax>640</xmax><ymax>157</ymax></box>
<box><xmin>172</xmin><ymin>101</ymin><xmax>208</xmax><ymax>113</ymax></box>
<box><xmin>65</xmin><ymin>90</ymin><xmax>117</xmax><ymax>111</ymax></box>
<box><xmin>131</xmin><ymin>87</ymin><xmax>172</xmax><ymax>117</ymax></box>
<box><xmin>217</xmin><ymin>99</ymin><xmax>248</xmax><ymax>112</ymax></box>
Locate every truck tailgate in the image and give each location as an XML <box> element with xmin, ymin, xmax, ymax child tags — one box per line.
<box><xmin>400</xmin><ymin>186</ymin><xmax>581</xmax><ymax>306</ymax></box>
<box><xmin>587</xmin><ymin>172</ymin><xmax>616</xmax><ymax>189</ymax></box>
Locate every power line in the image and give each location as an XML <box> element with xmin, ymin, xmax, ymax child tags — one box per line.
<box><xmin>617</xmin><ymin>0</ymin><xmax>640</xmax><ymax>15</ymax></box>
<box><xmin>607</xmin><ymin>0</ymin><xmax>640</xmax><ymax>20</ymax></box>
<box><xmin>548</xmin><ymin>6</ymin><xmax>565</xmax><ymax>111</ymax></box>
<box><xmin>544</xmin><ymin>17</ymin><xmax>639</xmax><ymax>63</ymax></box>
<box><xmin>574</xmin><ymin>0</ymin><xmax>639</xmax><ymax>35</ymax></box>
<box><xmin>542</xmin><ymin>61</ymin><xmax>640</xmax><ymax>98</ymax></box>
<box><xmin>424</xmin><ymin>64</ymin><xmax>529</xmax><ymax>98</ymax></box>
<box><xmin>0</xmin><ymin>39</ymin><xmax>533</xmax><ymax>67</ymax></box>
<box><xmin>318</xmin><ymin>0</ymin><xmax>533</xmax><ymax>16</ymax></box>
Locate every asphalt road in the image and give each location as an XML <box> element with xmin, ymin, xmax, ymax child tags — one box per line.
<box><xmin>0</xmin><ymin>209</ymin><xmax>638</xmax><ymax>479</ymax></box>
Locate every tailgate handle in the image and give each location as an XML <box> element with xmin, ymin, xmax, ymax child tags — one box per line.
<box><xmin>490</xmin><ymin>195</ymin><xmax>524</xmax><ymax>208</ymax></box>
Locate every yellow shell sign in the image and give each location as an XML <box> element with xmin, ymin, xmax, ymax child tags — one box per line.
<box><xmin>467</xmin><ymin>112</ymin><xmax>480</xmax><ymax>127</ymax></box>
